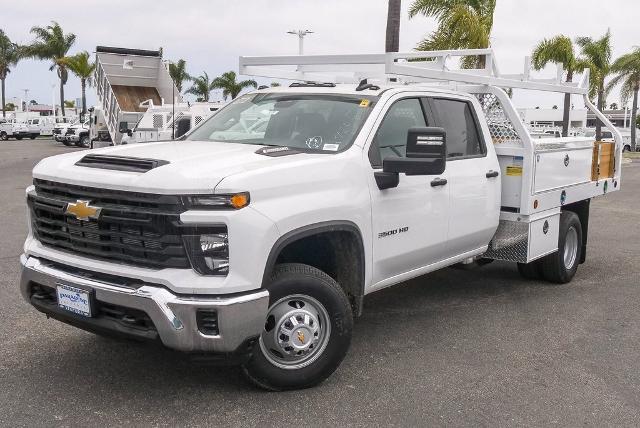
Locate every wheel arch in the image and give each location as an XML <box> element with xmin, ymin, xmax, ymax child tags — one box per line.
<box><xmin>262</xmin><ymin>221</ymin><xmax>366</xmax><ymax>316</ymax></box>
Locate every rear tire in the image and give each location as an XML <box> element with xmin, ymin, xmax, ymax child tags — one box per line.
<box><xmin>15</xmin><ymin>135</ymin><xmax>22</xmax><ymax>140</ymax></box>
<box><xmin>30</xmin><ymin>134</ymin><xmax>37</xmax><ymax>140</ymax></box>
<box><xmin>242</xmin><ymin>263</ymin><xmax>353</xmax><ymax>391</ymax></box>
<box><xmin>62</xmin><ymin>140</ymin><xmax>74</xmax><ymax>147</ymax></box>
<box><xmin>517</xmin><ymin>260</ymin><xmax>543</xmax><ymax>280</ymax></box>
<box><xmin>540</xmin><ymin>211</ymin><xmax>582</xmax><ymax>284</ymax></box>
<box><xmin>0</xmin><ymin>131</ymin><xmax>7</xmax><ymax>141</ymax></box>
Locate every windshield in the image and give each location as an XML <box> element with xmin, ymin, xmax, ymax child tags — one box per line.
<box><xmin>186</xmin><ymin>93</ymin><xmax>377</xmax><ymax>152</ymax></box>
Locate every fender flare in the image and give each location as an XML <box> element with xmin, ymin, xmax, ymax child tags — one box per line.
<box><xmin>261</xmin><ymin>220</ymin><xmax>366</xmax><ymax>312</ymax></box>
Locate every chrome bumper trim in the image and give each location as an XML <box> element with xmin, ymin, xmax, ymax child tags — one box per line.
<box><xmin>20</xmin><ymin>255</ymin><xmax>269</xmax><ymax>352</ymax></box>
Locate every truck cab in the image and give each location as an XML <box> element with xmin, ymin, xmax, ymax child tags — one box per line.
<box><xmin>19</xmin><ymin>50</ymin><xmax>623</xmax><ymax>391</ymax></box>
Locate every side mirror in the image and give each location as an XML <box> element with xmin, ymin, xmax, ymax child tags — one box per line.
<box><xmin>118</xmin><ymin>121</ymin><xmax>129</xmax><ymax>133</ymax></box>
<box><xmin>375</xmin><ymin>127</ymin><xmax>447</xmax><ymax>190</ymax></box>
<box><xmin>126</xmin><ymin>129</ymin><xmax>133</xmax><ymax>137</ymax></box>
<box><xmin>174</xmin><ymin>117</ymin><xmax>191</xmax><ymax>139</ymax></box>
<box><xmin>383</xmin><ymin>127</ymin><xmax>447</xmax><ymax>176</ymax></box>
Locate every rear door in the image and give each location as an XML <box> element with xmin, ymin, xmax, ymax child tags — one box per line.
<box><xmin>366</xmin><ymin>95</ymin><xmax>450</xmax><ymax>287</ymax></box>
<box><xmin>427</xmin><ymin>96</ymin><xmax>500</xmax><ymax>257</ymax></box>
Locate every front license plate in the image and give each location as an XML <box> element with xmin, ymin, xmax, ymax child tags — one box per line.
<box><xmin>56</xmin><ymin>284</ymin><xmax>92</xmax><ymax>317</ymax></box>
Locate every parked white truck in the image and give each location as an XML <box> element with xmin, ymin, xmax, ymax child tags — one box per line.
<box><xmin>19</xmin><ymin>50</ymin><xmax>622</xmax><ymax>390</ymax></box>
<box><xmin>119</xmin><ymin>102</ymin><xmax>224</xmax><ymax>145</ymax></box>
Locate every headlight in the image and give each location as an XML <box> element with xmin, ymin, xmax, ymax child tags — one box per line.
<box><xmin>185</xmin><ymin>192</ymin><xmax>250</xmax><ymax>210</ymax></box>
<box><xmin>184</xmin><ymin>232</ymin><xmax>229</xmax><ymax>275</ymax></box>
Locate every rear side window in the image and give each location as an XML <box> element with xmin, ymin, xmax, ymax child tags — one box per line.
<box><xmin>431</xmin><ymin>98</ymin><xmax>484</xmax><ymax>159</ymax></box>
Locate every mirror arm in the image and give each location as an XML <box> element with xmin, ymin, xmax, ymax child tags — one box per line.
<box><xmin>374</xmin><ymin>171</ymin><xmax>399</xmax><ymax>190</ymax></box>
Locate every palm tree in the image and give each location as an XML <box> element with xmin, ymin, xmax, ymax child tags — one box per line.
<box><xmin>0</xmin><ymin>30</ymin><xmax>23</xmax><ymax>118</ymax></box>
<box><xmin>607</xmin><ymin>47</ymin><xmax>640</xmax><ymax>151</ymax></box>
<box><xmin>169</xmin><ymin>59</ymin><xmax>191</xmax><ymax>92</ymax></box>
<box><xmin>62</xmin><ymin>51</ymin><xmax>95</xmax><ymax>118</ymax></box>
<box><xmin>531</xmin><ymin>35</ymin><xmax>585</xmax><ymax>137</ymax></box>
<box><xmin>386</xmin><ymin>0</ymin><xmax>402</xmax><ymax>52</ymax></box>
<box><xmin>211</xmin><ymin>71</ymin><xmax>257</xmax><ymax>101</ymax></box>
<box><xmin>576</xmin><ymin>30</ymin><xmax>612</xmax><ymax>140</ymax></box>
<box><xmin>186</xmin><ymin>72</ymin><xmax>213</xmax><ymax>102</ymax></box>
<box><xmin>409</xmin><ymin>0</ymin><xmax>496</xmax><ymax>68</ymax></box>
<box><xmin>25</xmin><ymin>21</ymin><xmax>76</xmax><ymax>116</ymax></box>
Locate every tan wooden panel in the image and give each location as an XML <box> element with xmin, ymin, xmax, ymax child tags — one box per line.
<box><xmin>112</xmin><ymin>85</ymin><xmax>161</xmax><ymax>112</ymax></box>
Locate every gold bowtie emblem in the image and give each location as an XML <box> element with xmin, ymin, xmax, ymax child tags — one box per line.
<box><xmin>297</xmin><ymin>331</ymin><xmax>305</xmax><ymax>344</ymax></box>
<box><xmin>65</xmin><ymin>200</ymin><xmax>102</xmax><ymax>221</ymax></box>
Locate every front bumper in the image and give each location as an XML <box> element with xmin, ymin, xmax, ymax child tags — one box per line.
<box><xmin>20</xmin><ymin>255</ymin><xmax>269</xmax><ymax>353</ymax></box>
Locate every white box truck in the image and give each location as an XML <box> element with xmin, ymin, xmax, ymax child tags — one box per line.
<box><xmin>19</xmin><ymin>50</ymin><xmax>622</xmax><ymax>390</ymax></box>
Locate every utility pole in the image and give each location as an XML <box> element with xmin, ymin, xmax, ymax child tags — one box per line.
<box><xmin>21</xmin><ymin>89</ymin><xmax>30</xmax><ymax>112</ymax></box>
<box><xmin>287</xmin><ymin>30</ymin><xmax>313</xmax><ymax>55</ymax></box>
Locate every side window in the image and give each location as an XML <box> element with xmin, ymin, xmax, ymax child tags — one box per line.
<box><xmin>369</xmin><ymin>98</ymin><xmax>427</xmax><ymax>167</ymax></box>
<box><xmin>430</xmin><ymin>98</ymin><xmax>484</xmax><ymax>159</ymax></box>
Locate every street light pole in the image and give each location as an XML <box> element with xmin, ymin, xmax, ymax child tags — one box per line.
<box><xmin>287</xmin><ymin>30</ymin><xmax>314</xmax><ymax>55</ymax></box>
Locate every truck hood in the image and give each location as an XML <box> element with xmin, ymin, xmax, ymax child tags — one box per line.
<box><xmin>32</xmin><ymin>140</ymin><xmax>325</xmax><ymax>194</ymax></box>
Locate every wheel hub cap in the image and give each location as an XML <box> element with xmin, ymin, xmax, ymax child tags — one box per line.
<box><xmin>564</xmin><ymin>226</ymin><xmax>578</xmax><ymax>269</ymax></box>
<box><xmin>259</xmin><ymin>294</ymin><xmax>330</xmax><ymax>370</ymax></box>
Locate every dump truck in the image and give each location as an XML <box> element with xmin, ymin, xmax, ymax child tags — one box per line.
<box><xmin>94</xmin><ymin>46</ymin><xmax>181</xmax><ymax>145</ymax></box>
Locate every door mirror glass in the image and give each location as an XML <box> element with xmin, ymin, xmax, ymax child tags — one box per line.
<box><xmin>382</xmin><ymin>127</ymin><xmax>446</xmax><ymax>176</ymax></box>
<box><xmin>118</xmin><ymin>121</ymin><xmax>129</xmax><ymax>133</ymax></box>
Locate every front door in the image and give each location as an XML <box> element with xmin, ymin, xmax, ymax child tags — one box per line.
<box><xmin>367</xmin><ymin>96</ymin><xmax>450</xmax><ymax>287</ymax></box>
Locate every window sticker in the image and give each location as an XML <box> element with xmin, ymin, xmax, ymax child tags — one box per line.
<box><xmin>359</xmin><ymin>99</ymin><xmax>370</xmax><ymax>108</ymax></box>
<box><xmin>506</xmin><ymin>166</ymin><xmax>523</xmax><ymax>176</ymax></box>
<box><xmin>323</xmin><ymin>143</ymin><xmax>340</xmax><ymax>151</ymax></box>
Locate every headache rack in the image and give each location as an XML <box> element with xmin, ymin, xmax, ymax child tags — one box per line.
<box><xmin>240</xmin><ymin>49</ymin><xmax>623</xmax><ymax>264</ymax></box>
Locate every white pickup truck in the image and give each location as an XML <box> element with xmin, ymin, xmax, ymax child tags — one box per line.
<box><xmin>19</xmin><ymin>50</ymin><xmax>622</xmax><ymax>391</ymax></box>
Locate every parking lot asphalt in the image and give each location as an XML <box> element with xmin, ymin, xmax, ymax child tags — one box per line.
<box><xmin>1</xmin><ymin>139</ymin><xmax>639</xmax><ymax>427</ymax></box>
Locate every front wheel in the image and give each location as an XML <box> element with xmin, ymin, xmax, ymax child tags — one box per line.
<box><xmin>78</xmin><ymin>135</ymin><xmax>90</xmax><ymax>148</ymax></box>
<box><xmin>242</xmin><ymin>263</ymin><xmax>353</xmax><ymax>391</ymax></box>
<box><xmin>30</xmin><ymin>134</ymin><xmax>37</xmax><ymax>140</ymax></box>
<box><xmin>540</xmin><ymin>211</ymin><xmax>582</xmax><ymax>284</ymax></box>
<box><xmin>0</xmin><ymin>131</ymin><xmax>7</xmax><ymax>141</ymax></box>
<box><xmin>15</xmin><ymin>135</ymin><xmax>22</xmax><ymax>140</ymax></box>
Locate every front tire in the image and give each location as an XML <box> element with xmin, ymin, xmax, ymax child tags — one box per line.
<box><xmin>15</xmin><ymin>135</ymin><xmax>22</xmax><ymax>140</ymax></box>
<box><xmin>540</xmin><ymin>211</ymin><xmax>582</xmax><ymax>284</ymax></box>
<box><xmin>78</xmin><ymin>135</ymin><xmax>90</xmax><ymax>148</ymax></box>
<box><xmin>30</xmin><ymin>134</ymin><xmax>37</xmax><ymax>140</ymax></box>
<box><xmin>0</xmin><ymin>131</ymin><xmax>7</xmax><ymax>141</ymax></box>
<box><xmin>242</xmin><ymin>263</ymin><xmax>353</xmax><ymax>391</ymax></box>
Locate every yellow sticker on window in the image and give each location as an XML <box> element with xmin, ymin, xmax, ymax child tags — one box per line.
<box><xmin>359</xmin><ymin>99</ymin><xmax>370</xmax><ymax>107</ymax></box>
<box><xmin>506</xmin><ymin>166</ymin><xmax>523</xmax><ymax>176</ymax></box>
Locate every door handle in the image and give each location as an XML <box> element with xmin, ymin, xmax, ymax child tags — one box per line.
<box><xmin>486</xmin><ymin>170</ymin><xmax>499</xmax><ymax>178</ymax></box>
<box><xmin>430</xmin><ymin>178</ymin><xmax>448</xmax><ymax>187</ymax></box>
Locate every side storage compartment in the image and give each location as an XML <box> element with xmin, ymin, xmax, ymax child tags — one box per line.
<box><xmin>534</xmin><ymin>147</ymin><xmax>593</xmax><ymax>193</ymax></box>
<box><xmin>484</xmin><ymin>211</ymin><xmax>560</xmax><ymax>263</ymax></box>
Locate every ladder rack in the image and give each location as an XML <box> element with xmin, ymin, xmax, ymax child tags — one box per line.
<box><xmin>239</xmin><ymin>49</ymin><xmax>589</xmax><ymax>95</ymax></box>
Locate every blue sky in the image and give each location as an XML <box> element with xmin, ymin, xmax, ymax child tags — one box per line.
<box><xmin>1</xmin><ymin>0</ymin><xmax>637</xmax><ymax>110</ymax></box>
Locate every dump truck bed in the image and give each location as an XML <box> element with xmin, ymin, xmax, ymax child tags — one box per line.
<box><xmin>112</xmin><ymin>86</ymin><xmax>162</xmax><ymax>113</ymax></box>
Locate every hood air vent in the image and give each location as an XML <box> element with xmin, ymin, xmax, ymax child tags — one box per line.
<box><xmin>75</xmin><ymin>154</ymin><xmax>169</xmax><ymax>173</ymax></box>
